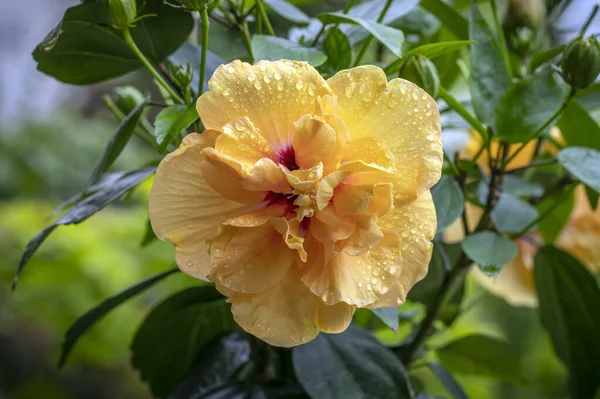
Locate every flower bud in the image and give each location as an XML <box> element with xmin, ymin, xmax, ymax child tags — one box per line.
<box><xmin>114</xmin><ymin>86</ymin><xmax>145</xmax><ymax>115</ymax></box>
<box><xmin>108</xmin><ymin>0</ymin><xmax>137</xmax><ymax>28</ymax></box>
<box><xmin>561</xmin><ymin>36</ymin><xmax>600</xmax><ymax>89</ymax></box>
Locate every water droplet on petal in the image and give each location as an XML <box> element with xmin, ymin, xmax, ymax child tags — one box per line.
<box><xmin>277</xmin><ymin>81</ymin><xmax>284</xmax><ymax>91</ymax></box>
<box><xmin>254</xmin><ymin>81</ymin><xmax>263</xmax><ymax>90</ymax></box>
<box><xmin>308</xmin><ymin>83</ymin><xmax>316</xmax><ymax>96</ymax></box>
<box><xmin>296</xmin><ymin>81</ymin><xmax>304</xmax><ymax>90</ymax></box>
<box><xmin>274</xmin><ymin>71</ymin><xmax>282</xmax><ymax>80</ymax></box>
<box><xmin>358</xmin><ymin>281</ymin><xmax>364</xmax><ymax>288</ymax></box>
<box><xmin>263</xmin><ymin>74</ymin><xmax>272</xmax><ymax>83</ymax></box>
<box><xmin>227</xmin><ymin>66</ymin><xmax>235</xmax><ymax>73</ymax></box>
<box><xmin>234</xmin><ymin>119</ymin><xmax>246</xmax><ymax>131</ymax></box>
<box><xmin>259</xmin><ymin>64</ymin><xmax>268</xmax><ymax>72</ymax></box>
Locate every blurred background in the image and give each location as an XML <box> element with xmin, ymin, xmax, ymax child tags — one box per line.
<box><xmin>0</xmin><ymin>0</ymin><xmax>598</xmax><ymax>398</ymax></box>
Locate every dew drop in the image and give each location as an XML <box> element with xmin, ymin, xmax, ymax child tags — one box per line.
<box><xmin>274</xmin><ymin>71</ymin><xmax>282</xmax><ymax>80</ymax></box>
<box><xmin>277</xmin><ymin>81</ymin><xmax>284</xmax><ymax>91</ymax></box>
<box><xmin>373</xmin><ymin>268</ymin><xmax>381</xmax><ymax>277</ymax></box>
<box><xmin>358</xmin><ymin>281</ymin><xmax>364</xmax><ymax>288</ymax></box>
<box><xmin>366</xmin><ymin>284</ymin><xmax>373</xmax><ymax>291</ymax></box>
<box><xmin>259</xmin><ymin>64</ymin><xmax>268</xmax><ymax>72</ymax></box>
<box><xmin>227</xmin><ymin>66</ymin><xmax>235</xmax><ymax>74</ymax></box>
<box><xmin>390</xmin><ymin>265</ymin><xmax>398</xmax><ymax>275</ymax></box>
<box><xmin>222</xmin><ymin>88</ymin><xmax>231</xmax><ymax>97</ymax></box>
<box><xmin>254</xmin><ymin>81</ymin><xmax>263</xmax><ymax>90</ymax></box>
<box><xmin>186</xmin><ymin>261</ymin><xmax>193</xmax><ymax>267</ymax></box>
<box><xmin>263</xmin><ymin>74</ymin><xmax>272</xmax><ymax>83</ymax></box>
<box><xmin>308</xmin><ymin>83</ymin><xmax>316</xmax><ymax>96</ymax></box>
<box><xmin>248</xmin><ymin>73</ymin><xmax>256</xmax><ymax>82</ymax></box>
<box><xmin>296</xmin><ymin>81</ymin><xmax>304</xmax><ymax>90</ymax></box>
<box><xmin>238</xmin><ymin>269</ymin><xmax>245</xmax><ymax>276</ymax></box>
<box><xmin>234</xmin><ymin>119</ymin><xmax>247</xmax><ymax>131</ymax></box>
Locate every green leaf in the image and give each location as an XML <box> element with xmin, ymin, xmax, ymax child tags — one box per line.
<box><xmin>431</xmin><ymin>175</ymin><xmax>464</xmax><ymax>233</ymax></box>
<box><xmin>461</xmin><ymin>231</ymin><xmax>517</xmax><ymax>276</ymax></box>
<box><xmin>494</xmin><ymin>66</ymin><xmax>567</xmax><ymax>143</ymax></box>
<box><xmin>427</xmin><ymin>362</ymin><xmax>469</xmax><ymax>399</ymax></box>
<box><xmin>576</xmin><ymin>83</ymin><xmax>600</xmax><ymax>111</ymax></box>
<box><xmin>536</xmin><ymin>188</ymin><xmax>575</xmax><ymax>244</ymax></box>
<box><xmin>558</xmin><ymin>147</ymin><xmax>600</xmax><ymax>192</ymax></box>
<box><xmin>154</xmin><ymin>103</ymin><xmax>198</xmax><ymax>152</ymax></box>
<box><xmin>58</xmin><ymin>268</ymin><xmax>178</xmax><ymax>369</ymax></box>
<box><xmin>167</xmin><ymin>42</ymin><xmax>225</xmax><ymax>95</ymax></box>
<box><xmin>586</xmin><ymin>186</ymin><xmax>599</xmax><ymax>210</ymax></box>
<box><xmin>436</xmin><ymin>334</ymin><xmax>525</xmax><ymax>383</ymax></box>
<box><xmin>263</xmin><ymin>0</ymin><xmax>310</xmax><ymax>24</ymax></box>
<box><xmin>491</xmin><ymin>193</ymin><xmax>539</xmax><ymax>234</ymax></box>
<box><xmin>528</xmin><ymin>44</ymin><xmax>566</xmax><ymax>73</ymax></box>
<box><xmin>140</xmin><ymin>218</ymin><xmax>157</xmax><ymax>247</ymax></box>
<box><xmin>318</xmin><ymin>13</ymin><xmax>404</xmax><ymax>57</ymax></box>
<box><xmin>322</xmin><ymin>28</ymin><xmax>353</xmax><ymax>73</ymax></box>
<box><xmin>13</xmin><ymin>168</ymin><xmax>155</xmax><ymax>289</ymax></box>
<box><xmin>33</xmin><ymin>0</ymin><xmax>193</xmax><ymax>85</ymax></box>
<box><xmin>170</xmin><ymin>332</ymin><xmax>252</xmax><ymax>399</ymax></box>
<box><xmin>502</xmin><ymin>175</ymin><xmax>544</xmax><ymax>197</ymax></box>
<box><xmin>408</xmin><ymin>243</ymin><xmax>446</xmax><ymax>306</ymax></box>
<box><xmin>131</xmin><ymin>286</ymin><xmax>237</xmax><ymax>399</ymax></box>
<box><xmin>469</xmin><ymin>1</ymin><xmax>511</xmax><ymax>124</ymax></box>
<box><xmin>534</xmin><ymin>246</ymin><xmax>600</xmax><ymax>399</ymax></box>
<box><xmin>293</xmin><ymin>326</ymin><xmax>412</xmax><ymax>399</ymax></box>
<box><xmin>384</xmin><ymin>40</ymin><xmax>472</xmax><ymax>75</ymax></box>
<box><xmin>251</xmin><ymin>35</ymin><xmax>327</xmax><ymax>66</ymax></box>
<box><xmin>557</xmin><ymin>100</ymin><xmax>600</xmax><ymax>151</ymax></box>
<box><xmin>420</xmin><ymin>0</ymin><xmax>468</xmax><ymax>40</ymax></box>
<box><xmin>370</xmin><ymin>308</ymin><xmax>399</xmax><ymax>332</ymax></box>
<box><xmin>85</xmin><ymin>100</ymin><xmax>148</xmax><ymax>189</ymax></box>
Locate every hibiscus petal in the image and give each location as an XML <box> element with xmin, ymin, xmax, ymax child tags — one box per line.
<box><xmin>197</xmin><ymin>60</ymin><xmax>333</xmax><ymax>151</ymax></box>
<box><xmin>327</xmin><ymin>66</ymin><xmax>443</xmax><ymax>203</ymax></box>
<box><xmin>211</xmin><ymin>224</ymin><xmax>293</xmax><ymax>294</ymax></box>
<box><xmin>150</xmin><ymin>133</ymin><xmax>247</xmax><ymax>280</ymax></box>
<box><xmin>242</xmin><ymin>158</ymin><xmax>291</xmax><ymax>193</ymax></box>
<box><xmin>316</xmin><ymin>300</ymin><xmax>356</xmax><ymax>333</ymax></box>
<box><xmin>215</xmin><ymin>116</ymin><xmax>276</xmax><ymax>166</ymax></box>
<box><xmin>292</xmin><ymin>115</ymin><xmax>336</xmax><ymax>169</ymax></box>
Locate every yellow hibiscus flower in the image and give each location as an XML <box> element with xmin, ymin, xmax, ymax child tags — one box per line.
<box><xmin>149</xmin><ymin>60</ymin><xmax>443</xmax><ymax>346</ymax></box>
<box><xmin>454</xmin><ymin>129</ymin><xmax>600</xmax><ymax>307</ymax></box>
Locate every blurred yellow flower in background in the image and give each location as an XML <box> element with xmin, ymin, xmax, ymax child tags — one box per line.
<box><xmin>149</xmin><ymin>60</ymin><xmax>443</xmax><ymax>346</ymax></box>
<box><xmin>456</xmin><ymin>129</ymin><xmax>600</xmax><ymax>307</ymax></box>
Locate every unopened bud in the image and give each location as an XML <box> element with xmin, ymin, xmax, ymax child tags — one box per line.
<box><xmin>114</xmin><ymin>86</ymin><xmax>145</xmax><ymax>115</ymax></box>
<box><xmin>561</xmin><ymin>36</ymin><xmax>600</xmax><ymax>89</ymax></box>
<box><xmin>108</xmin><ymin>0</ymin><xmax>137</xmax><ymax>28</ymax></box>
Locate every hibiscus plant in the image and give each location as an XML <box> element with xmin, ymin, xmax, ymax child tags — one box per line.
<box><xmin>15</xmin><ymin>0</ymin><xmax>600</xmax><ymax>398</ymax></box>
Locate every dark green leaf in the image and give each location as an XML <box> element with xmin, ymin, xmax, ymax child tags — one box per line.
<box><xmin>33</xmin><ymin>0</ymin><xmax>193</xmax><ymax>84</ymax></box>
<box><xmin>491</xmin><ymin>193</ymin><xmax>539</xmax><ymax>234</ymax></box>
<box><xmin>528</xmin><ymin>44</ymin><xmax>566</xmax><ymax>72</ymax></box>
<box><xmin>586</xmin><ymin>186</ymin><xmax>599</xmax><ymax>210</ymax></box>
<box><xmin>557</xmin><ymin>100</ymin><xmax>600</xmax><ymax>151</ymax></box>
<box><xmin>427</xmin><ymin>362</ymin><xmax>468</xmax><ymax>399</ymax></box>
<box><xmin>131</xmin><ymin>286</ymin><xmax>237</xmax><ymax>398</ymax></box>
<box><xmin>536</xmin><ymin>188</ymin><xmax>575</xmax><ymax>244</ymax></box>
<box><xmin>58</xmin><ymin>268</ymin><xmax>178</xmax><ymax>369</ymax></box>
<box><xmin>13</xmin><ymin>167</ymin><xmax>156</xmax><ymax>289</ymax></box>
<box><xmin>408</xmin><ymin>243</ymin><xmax>446</xmax><ymax>306</ymax></box>
<box><xmin>322</xmin><ymin>28</ymin><xmax>353</xmax><ymax>72</ymax></box>
<box><xmin>167</xmin><ymin>42</ymin><xmax>225</xmax><ymax>95</ymax></box>
<box><xmin>420</xmin><ymin>0</ymin><xmax>468</xmax><ymax>39</ymax></box>
<box><xmin>370</xmin><ymin>308</ymin><xmax>399</xmax><ymax>332</ymax></box>
<box><xmin>558</xmin><ymin>146</ymin><xmax>600</xmax><ymax>192</ymax></box>
<box><xmin>154</xmin><ymin>103</ymin><xmax>198</xmax><ymax>152</ymax></box>
<box><xmin>140</xmin><ymin>218</ymin><xmax>157</xmax><ymax>247</ymax></box>
<box><xmin>436</xmin><ymin>334</ymin><xmax>525</xmax><ymax>383</ymax></box>
<box><xmin>384</xmin><ymin>40</ymin><xmax>472</xmax><ymax>75</ymax></box>
<box><xmin>534</xmin><ymin>246</ymin><xmax>600</xmax><ymax>399</ymax></box>
<box><xmin>251</xmin><ymin>35</ymin><xmax>327</xmax><ymax>66</ymax></box>
<box><xmin>469</xmin><ymin>1</ymin><xmax>511</xmax><ymax>124</ymax></box>
<box><xmin>495</xmin><ymin>66</ymin><xmax>567</xmax><ymax>143</ymax></box>
<box><xmin>431</xmin><ymin>175</ymin><xmax>464</xmax><ymax>233</ymax></box>
<box><xmin>293</xmin><ymin>326</ymin><xmax>412</xmax><ymax>399</ymax></box>
<box><xmin>502</xmin><ymin>175</ymin><xmax>544</xmax><ymax>197</ymax></box>
<box><xmin>85</xmin><ymin>100</ymin><xmax>148</xmax><ymax>189</ymax></box>
<box><xmin>171</xmin><ymin>332</ymin><xmax>251</xmax><ymax>399</ymax></box>
<box><xmin>461</xmin><ymin>231</ymin><xmax>517</xmax><ymax>276</ymax></box>
<box><xmin>263</xmin><ymin>0</ymin><xmax>310</xmax><ymax>24</ymax></box>
<box><xmin>576</xmin><ymin>83</ymin><xmax>600</xmax><ymax>111</ymax></box>
<box><xmin>318</xmin><ymin>13</ymin><xmax>404</xmax><ymax>57</ymax></box>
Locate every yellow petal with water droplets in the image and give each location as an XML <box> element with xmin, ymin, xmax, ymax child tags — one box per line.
<box><xmin>227</xmin><ymin>267</ymin><xmax>320</xmax><ymax>347</ymax></box>
<box><xmin>316</xmin><ymin>171</ymin><xmax>351</xmax><ymax>210</ymax></box>
<box><xmin>332</xmin><ymin>182</ymin><xmax>376</xmax><ymax>215</ymax></box>
<box><xmin>150</xmin><ymin>133</ymin><xmax>247</xmax><ymax>280</ymax></box>
<box><xmin>271</xmin><ymin>217</ymin><xmax>308</xmax><ymax>262</ymax></box>
<box><xmin>197</xmin><ymin>60</ymin><xmax>332</xmax><ymax>151</ymax></box>
<box><xmin>367</xmin><ymin>183</ymin><xmax>394</xmax><ymax>216</ymax></box>
<box><xmin>320</xmin><ymin>113</ymin><xmax>351</xmax><ymax>175</ymax></box>
<box><xmin>327</xmin><ymin>66</ymin><xmax>442</xmax><ymax>203</ymax></box>
<box><xmin>341</xmin><ymin>216</ymin><xmax>384</xmax><ymax>256</ymax></box>
<box><xmin>215</xmin><ymin>116</ymin><xmax>276</xmax><ymax>166</ymax></box>
<box><xmin>242</xmin><ymin>158</ymin><xmax>291</xmax><ymax>193</ymax></box>
<box><xmin>292</xmin><ymin>115</ymin><xmax>336</xmax><ymax>169</ymax></box>
<box><xmin>343</xmin><ymin>137</ymin><xmax>395</xmax><ymax>171</ymax></box>
<box><xmin>310</xmin><ymin>206</ymin><xmax>356</xmax><ymax>261</ymax></box>
<box><xmin>316</xmin><ymin>300</ymin><xmax>356</xmax><ymax>333</ymax></box>
<box><xmin>211</xmin><ymin>224</ymin><xmax>294</xmax><ymax>294</ymax></box>
<box><xmin>281</xmin><ymin>162</ymin><xmax>324</xmax><ymax>192</ymax></box>
<box><xmin>368</xmin><ymin>191</ymin><xmax>436</xmax><ymax>307</ymax></box>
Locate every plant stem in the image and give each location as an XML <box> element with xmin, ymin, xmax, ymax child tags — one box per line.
<box><xmin>506</xmin><ymin>158</ymin><xmax>558</xmax><ymax>174</ymax></box>
<box><xmin>400</xmin><ymin>252</ymin><xmax>470</xmax><ymax>364</ymax></box>
<box><xmin>580</xmin><ymin>5</ymin><xmax>599</xmax><ymax>36</ymax></box>
<box><xmin>311</xmin><ymin>0</ymin><xmax>358</xmax><ymax>46</ymax></box>
<box><xmin>256</xmin><ymin>0</ymin><xmax>275</xmax><ymax>36</ymax></box>
<box><xmin>503</xmin><ymin>88</ymin><xmax>575</xmax><ymax>168</ymax></box>
<box><xmin>352</xmin><ymin>0</ymin><xmax>393</xmax><ymax>66</ymax></box>
<box><xmin>513</xmin><ymin>183</ymin><xmax>577</xmax><ymax>238</ymax></box>
<box><xmin>443</xmin><ymin>151</ymin><xmax>461</xmax><ymax>176</ymax></box>
<box><xmin>439</xmin><ymin>87</ymin><xmax>488</xmax><ymax>141</ymax></box>
<box><xmin>198</xmin><ymin>6</ymin><xmax>210</xmax><ymax>96</ymax></box>
<box><xmin>122</xmin><ymin>28</ymin><xmax>184</xmax><ymax>104</ymax></box>
<box><xmin>239</xmin><ymin>21</ymin><xmax>254</xmax><ymax>62</ymax></box>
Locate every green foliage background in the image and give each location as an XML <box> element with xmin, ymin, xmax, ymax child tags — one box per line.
<box><xmin>2</xmin><ymin>0</ymin><xmax>600</xmax><ymax>398</ymax></box>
